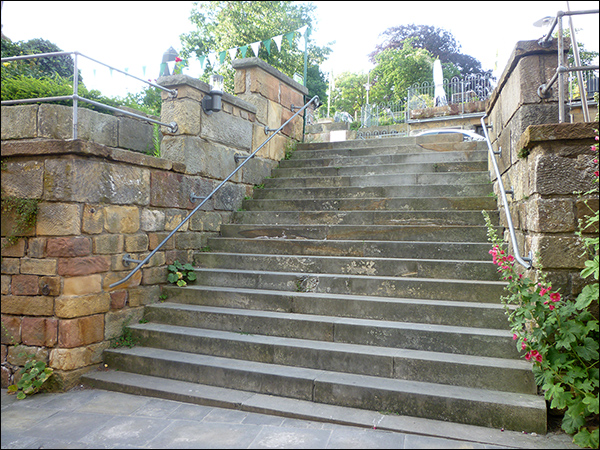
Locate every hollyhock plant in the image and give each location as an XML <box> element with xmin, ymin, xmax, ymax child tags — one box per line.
<box><xmin>483</xmin><ymin>210</ymin><xmax>598</xmax><ymax>448</ymax></box>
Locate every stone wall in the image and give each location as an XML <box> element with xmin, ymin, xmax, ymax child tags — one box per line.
<box><xmin>1</xmin><ymin>59</ymin><xmax>308</xmax><ymax>390</ymax></box>
<box><xmin>1</xmin><ymin>103</ymin><xmax>160</xmax><ymax>154</ymax></box>
<box><xmin>486</xmin><ymin>39</ymin><xmax>598</xmax><ymax>297</ymax></box>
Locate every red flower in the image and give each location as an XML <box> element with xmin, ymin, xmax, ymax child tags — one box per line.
<box><xmin>175</xmin><ymin>57</ymin><xmax>182</xmax><ymax>62</ymax></box>
<box><xmin>550</xmin><ymin>292</ymin><xmax>561</xmax><ymax>303</ymax></box>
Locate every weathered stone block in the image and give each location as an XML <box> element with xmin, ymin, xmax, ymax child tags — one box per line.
<box><xmin>150</xmin><ymin>171</ymin><xmax>189</xmax><ymax>208</ymax></box>
<box><xmin>527</xmin><ymin>198</ymin><xmax>576</xmax><ymax>233</ymax></box>
<box><xmin>190</xmin><ymin>211</ymin><xmax>223</xmax><ymax>232</ymax></box>
<box><xmin>63</xmin><ymin>274</ymin><xmax>102</xmax><ymax>296</ymax></box>
<box><xmin>1</xmin><ymin>239</ymin><xmax>26</xmax><ymax>258</ymax></box>
<box><xmin>1</xmin><ymin>315</ymin><xmax>21</xmax><ymax>344</ymax></box>
<box><xmin>57</xmin><ymin>315</ymin><xmax>104</xmax><ymax>348</ymax></box>
<box><xmin>118</xmin><ymin>115</ymin><xmax>156</xmax><ymax>153</ymax></box>
<box><xmin>141</xmin><ymin>266</ymin><xmax>168</xmax><ymax>285</ymax></box>
<box><xmin>38</xmin><ymin>104</ymin><xmax>72</xmax><ymax>139</ymax></box>
<box><xmin>20</xmin><ymin>258</ymin><xmax>57</xmax><ymax>276</ymax></box>
<box><xmin>104</xmin><ymin>307</ymin><xmax>144</xmax><ymax>340</ymax></box>
<box><xmin>1</xmin><ymin>295</ymin><xmax>54</xmax><ymax>316</ymax></box>
<box><xmin>128</xmin><ymin>285</ymin><xmax>160</xmax><ymax>307</ymax></box>
<box><xmin>39</xmin><ymin>276</ymin><xmax>61</xmax><ymax>296</ymax></box>
<box><xmin>148</xmin><ymin>232</ymin><xmax>175</xmax><ymax>250</ymax></box>
<box><xmin>58</xmin><ymin>255</ymin><xmax>110</xmax><ymax>277</ymax></box>
<box><xmin>82</xmin><ymin>204</ymin><xmax>104</xmax><ymax>234</ymax></box>
<box><xmin>7</xmin><ymin>345</ymin><xmax>49</xmax><ymax>366</ymax></box>
<box><xmin>125</xmin><ymin>234</ymin><xmax>149</xmax><ymax>253</ymax></box>
<box><xmin>102</xmin><ymin>270</ymin><xmax>142</xmax><ymax>292</ymax></box>
<box><xmin>213</xmin><ymin>181</ymin><xmax>246</xmax><ymax>211</ymax></box>
<box><xmin>141</xmin><ymin>209</ymin><xmax>166</xmax><ymax>232</ymax></box>
<box><xmin>103</xmin><ymin>205</ymin><xmax>140</xmax><ymax>234</ymax></box>
<box><xmin>76</xmin><ymin>108</ymin><xmax>119</xmax><ymax>147</ymax></box>
<box><xmin>49</xmin><ymin>342</ymin><xmax>109</xmax><ymax>371</ymax></box>
<box><xmin>530</xmin><ymin>235</ymin><xmax>587</xmax><ymax>269</ymax></box>
<box><xmin>11</xmin><ymin>274</ymin><xmax>40</xmax><ymax>296</ymax></box>
<box><xmin>1</xmin><ymin>160</ymin><xmax>44</xmax><ymax>198</ymax></box>
<box><xmin>1</xmin><ymin>258</ymin><xmax>20</xmax><ymax>275</ymax></box>
<box><xmin>36</xmin><ymin>202</ymin><xmax>81</xmax><ymax>236</ymax></box>
<box><xmin>28</xmin><ymin>238</ymin><xmax>46</xmax><ymax>258</ymax></box>
<box><xmin>93</xmin><ymin>234</ymin><xmax>124</xmax><ymax>254</ymax></box>
<box><xmin>1</xmin><ymin>105</ymin><xmax>38</xmax><ymax>139</ymax></box>
<box><xmin>110</xmin><ymin>290</ymin><xmax>128</xmax><ymax>309</ymax></box>
<box><xmin>1</xmin><ymin>275</ymin><xmax>10</xmax><ymax>295</ymax></box>
<box><xmin>202</xmin><ymin>111</ymin><xmax>253</xmax><ymax>151</ymax></box>
<box><xmin>21</xmin><ymin>317</ymin><xmax>58</xmax><ymax>347</ymax></box>
<box><xmin>55</xmin><ymin>292</ymin><xmax>111</xmax><ymax>318</ymax></box>
<box><xmin>164</xmin><ymin>209</ymin><xmax>189</xmax><ymax>232</ymax></box>
<box><xmin>174</xmin><ymin>232</ymin><xmax>206</xmax><ymax>250</ymax></box>
<box><xmin>531</xmin><ymin>153</ymin><xmax>597</xmax><ymax>195</ymax></box>
<box><xmin>161</xmin><ymin>98</ymin><xmax>201</xmax><ymax>136</ymax></box>
<box><xmin>47</xmin><ymin>237</ymin><xmax>92</xmax><ymax>257</ymax></box>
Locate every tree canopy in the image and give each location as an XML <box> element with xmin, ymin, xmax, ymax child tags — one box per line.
<box><xmin>178</xmin><ymin>1</ymin><xmax>332</xmax><ymax>102</ymax></box>
<box><xmin>369</xmin><ymin>24</ymin><xmax>491</xmax><ymax>77</ymax></box>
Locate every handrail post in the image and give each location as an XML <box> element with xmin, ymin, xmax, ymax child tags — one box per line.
<box><xmin>557</xmin><ymin>14</ymin><xmax>566</xmax><ymax>123</ymax></box>
<box><xmin>72</xmin><ymin>52</ymin><xmax>79</xmax><ymax>140</ymax></box>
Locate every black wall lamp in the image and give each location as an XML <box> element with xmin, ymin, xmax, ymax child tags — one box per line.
<box><xmin>202</xmin><ymin>74</ymin><xmax>225</xmax><ymax>115</ymax></box>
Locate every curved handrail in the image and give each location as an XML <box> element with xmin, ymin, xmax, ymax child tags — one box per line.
<box><xmin>480</xmin><ymin>115</ymin><xmax>533</xmax><ymax>269</ymax></box>
<box><xmin>109</xmin><ymin>95</ymin><xmax>321</xmax><ymax>288</ymax></box>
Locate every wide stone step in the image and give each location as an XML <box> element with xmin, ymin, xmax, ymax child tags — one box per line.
<box><xmin>231</xmin><ymin>210</ymin><xmax>497</xmax><ymax>227</ymax></box>
<box><xmin>241</xmin><ymin>196</ymin><xmax>497</xmax><ymax>212</ymax></box>
<box><xmin>252</xmin><ymin>183</ymin><xmax>493</xmax><ymax>200</ymax></box>
<box><xmin>190</xmin><ymin>268</ymin><xmax>507</xmax><ymax>302</ymax></box>
<box><xmin>219</xmin><ymin>223</ymin><xmax>500</xmax><ymax>242</ymax></box>
<box><xmin>193</xmin><ymin>252</ymin><xmax>499</xmax><ymax>281</ymax></box>
<box><xmin>262</xmin><ymin>171</ymin><xmax>491</xmax><ymax>189</ymax></box>
<box><xmin>206</xmin><ymin>237</ymin><xmax>495</xmax><ymax>261</ymax></box>
<box><xmin>162</xmin><ymin>285</ymin><xmax>511</xmax><ymax>329</ymax></box>
<box><xmin>297</xmin><ymin>133</ymin><xmax>466</xmax><ymax>151</ymax></box>
<box><xmin>279</xmin><ymin>149</ymin><xmax>488</xmax><ymax>169</ymax></box>
<box><xmin>127</xmin><ymin>323</ymin><xmax>535</xmax><ymax>393</ymax></box>
<box><xmin>272</xmin><ymin>160</ymin><xmax>488</xmax><ymax>178</ymax></box>
<box><xmin>97</xmin><ymin>346</ymin><xmax>546</xmax><ymax>433</ymax></box>
<box><xmin>144</xmin><ymin>303</ymin><xmax>518</xmax><ymax>358</ymax></box>
<box><xmin>291</xmin><ymin>139</ymin><xmax>486</xmax><ymax>160</ymax></box>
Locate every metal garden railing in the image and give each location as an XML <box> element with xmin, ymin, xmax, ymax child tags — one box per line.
<box><xmin>536</xmin><ymin>8</ymin><xmax>599</xmax><ymax>122</ymax></box>
<box><xmin>1</xmin><ymin>50</ymin><xmax>179</xmax><ymax>135</ymax></box>
<box><xmin>109</xmin><ymin>95</ymin><xmax>321</xmax><ymax>288</ymax></box>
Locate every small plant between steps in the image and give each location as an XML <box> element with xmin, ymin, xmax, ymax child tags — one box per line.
<box><xmin>7</xmin><ymin>353</ymin><xmax>54</xmax><ymax>400</ymax></box>
<box><xmin>167</xmin><ymin>260</ymin><xmax>197</xmax><ymax>287</ymax></box>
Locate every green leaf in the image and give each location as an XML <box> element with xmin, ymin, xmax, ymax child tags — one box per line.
<box><xmin>573</xmin><ymin>427</ymin><xmax>599</xmax><ymax>449</ymax></box>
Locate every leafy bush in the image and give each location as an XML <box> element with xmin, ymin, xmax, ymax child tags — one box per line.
<box><xmin>7</xmin><ymin>353</ymin><xmax>54</xmax><ymax>400</ymax></box>
<box><xmin>167</xmin><ymin>261</ymin><xmax>197</xmax><ymax>287</ymax></box>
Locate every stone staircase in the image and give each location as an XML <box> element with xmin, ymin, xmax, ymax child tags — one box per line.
<box><xmin>83</xmin><ymin>133</ymin><xmax>547</xmax><ymax>434</ymax></box>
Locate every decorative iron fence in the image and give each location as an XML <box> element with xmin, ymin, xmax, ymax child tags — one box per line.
<box><xmin>359</xmin><ymin>73</ymin><xmax>495</xmax><ymax>129</ymax></box>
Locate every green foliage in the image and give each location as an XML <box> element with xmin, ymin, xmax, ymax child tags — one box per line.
<box><xmin>0</xmin><ymin>193</ymin><xmax>40</xmax><ymax>248</ymax></box>
<box><xmin>178</xmin><ymin>1</ymin><xmax>331</xmax><ymax>99</ymax></box>
<box><xmin>329</xmin><ymin>71</ymin><xmax>368</xmax><ymax>118</ymax></box>
<box><xmin>167</xmin><ymin>260</ymin><xmax>197</xmax><ymax>287</ymax></box>
<box><xmin>369</xmin><ymin>24</ymin><xmax>491</xmax><ymax>78</ymax></box>
<box><xmin>370</xmin><ymin>40</ymin><xmax>434</xmax><ymax>105</ymax></box>
<box><xmin>483</xmin><ymin>180</ymin><xmax>599</xmax><ymax>448</ymax></box>
<box><xmin>283</xmin><ymin>139</ymin><xmax>298</xmax><ymax>160</ymax></box>
<box><xmin>111</xmin><ymin>318</ymin><xmax>139</xmax><ymax>348</ymax></box>
<box><xmin>117</xmin><ymin>85</ymin><xmax>162</xmax><ymax>117</ymax></box>
<box><xmin>7</xmin><ymin>353</ymin><xmax>54</xmax><ymax>400</ymax></box>
<box><xmin>2</xmin><ymin>37</ymin><xmax>75</xmax><ymax>80</ymax></box>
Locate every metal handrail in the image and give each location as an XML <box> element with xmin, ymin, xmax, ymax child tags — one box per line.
<box><xmin>536</xmin><ymin>8</ymin><xmax>599</xmax><ymax>122</ymax></box>
<box><xmin>1</xmin><ymin>50</ymin><xmax>179</xmax><ymax>135</ymax></box>
<box><xmin>109</xmin><ymin>95</ymin><xmax>321</xmax><ymax>288</ymax></box>
<box><xmin>480</xmin><ymin>115</ymin><xmax>533</xmax><ymax>269</ymax></box>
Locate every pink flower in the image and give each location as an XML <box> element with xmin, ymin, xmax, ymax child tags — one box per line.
<box><xmin>550</xmin><ymin>292</ymin><xmax>561</xmax><ymax>303</ymax></box>
<box><xmin>522</xmin><ymin>342</ymin><xmax>527</xmax><ymax>350</ymax></box>
<box><xmin>175</xmin><ymin>57</ymin><xmax>182</xmax><ymax>62</ymax></box>
<box><xmin>539</xmin><ymin>286</ymin><xmax>551</xmax><ymax>297</ymax></box>
<box><xmin>525</xmin><ymin>350</ymin><xmax>542</xmax><ymax>362</ymax></box>
<box><xmin>513</xmin><ymin>334</ymin><xmax>518</xmax><ymax>340</ymax></box>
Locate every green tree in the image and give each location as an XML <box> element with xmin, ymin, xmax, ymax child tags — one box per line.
<box><xmin>369</xmin><ymin>24</ymin><xmax>491</xmax><ymax>78</ymax></box>
<box><xmin>370</xmin><ymin>40</ymin><xmax>434</xmax><ymax>105</ymax></box>
<box><xmin>1</xmin><ymin>37</ymin><xmax>76</xmax><ymax>80</ymax></box>
<box><xmin>178</xmin><ymin>1</ymin><xmax>331</xmax><ymax>102</ymax></box>
<box><xmin>329</xmin><ymin>71</ymin><xmax>368</xmax><ymax>118</ymax></box>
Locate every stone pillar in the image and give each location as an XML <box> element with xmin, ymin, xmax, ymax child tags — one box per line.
<box><xmin>485</xmin><ymin>39</ymin><xmax>598</xmax><ymax>297</ymax></box>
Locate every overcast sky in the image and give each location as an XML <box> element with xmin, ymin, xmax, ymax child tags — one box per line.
<box><xmin>2</xmin><ymin>1</ymin><xmax>598</xmax><ymax>97</ymax></box>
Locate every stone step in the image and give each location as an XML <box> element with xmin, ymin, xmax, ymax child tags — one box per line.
<box><xmin>296</xmin><ymin>133</ymin><xmax>466</xmax><ymax>151</ymax></box>
<box><xmin>126</xmin><ymin>322</ymin><xmax>536</xmax><ymax>393</ymax></box>
<box><xmin>241</xmin><ymin>196</ymin><xmax>498</xmax><ymax>212</ymax></box>
<box><xmin>251</xmin><ymin>183</ymin><xmax>493</xmax><ymax>200</ymax></box>
<box><xmin>262</xmin><ymin>171</ymin><xmax>491</xmax><ymax>189</ymax></box>
<box><xmin>190</xmin><ymin>267</ymin><xmax>507</xmax><ymax>303</ymax></box>
<box><xmin>278</xmin><ymin>150</ymin><xmax>488</xmax><ymax>169</ymax></box>
<box><xmin>231</xmin><ymin>210</ymin><xmax>497</xmax><ymax>227</ymax></box>
<box><xmin>140</xmin><ymin>304</ymin><xmax>520</xmax><ymax>359</ymax></box>
<box><xmin>219</xmin><ymin>223</ymin><xmax>500</xmax><ymax>242</ymax></box>
<box><xmin>161</xmin><ymin>285</ymin><xmax>511</xmax><ymax>330</ymax></box>
<box><xmin>96</xmin><ymin>347</ymin><xmax>546</xmax><ymax>433</ymax></box>
<box><xmin>272</xmin><ymin>160</ymin><xmax>488</xmax><ymax>178</ymax></box>
<box><xmin>205</xmin><ymin>237</ymin><xmax>495</xmax><ymax>261</ymax></box>
<box><xmin>193</xmin><ymin>252</ymin><xmax>499</xmax><ymax>281</ymax></box>
<box><xmin>291</xmin><ymin>139</ymin><xmax>486</xmax><ymax>160</ymax></box>
<box><xmin>83</xmin><ymin>371</ymin><xmax>552</xmax><ymax>441</ymax></box>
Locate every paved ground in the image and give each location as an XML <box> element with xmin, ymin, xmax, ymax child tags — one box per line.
<box><xmin>1</xmin><ymin>387</ymin><xmax>579</xmax><ymax>449</ymax></box>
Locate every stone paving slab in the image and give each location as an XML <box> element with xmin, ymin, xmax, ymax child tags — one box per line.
<box><xmin>2</xmin><ymin>387</ymin><xmax>579</xmax><ymax>449</ymax></box>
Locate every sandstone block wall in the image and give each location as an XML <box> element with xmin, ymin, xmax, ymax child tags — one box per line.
<box><xmin>1</xmin><ymin>59</ymin><xmax>308</xmax><ymax>390</ymax></box>
<box><xmin>486</xmin><ymin>40</ymin><xmax>599</xmax><ymax>297</ymax></box>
